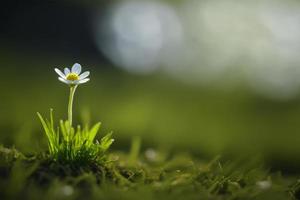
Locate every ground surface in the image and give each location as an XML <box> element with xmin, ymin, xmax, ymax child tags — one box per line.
<box><xmin>0</xmin><ymin>146</ymin><xmax>299</xmax><ymax>200</ymax></box>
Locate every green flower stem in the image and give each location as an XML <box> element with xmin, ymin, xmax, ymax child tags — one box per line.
<box><xmin>68</xmin><ymin>85</ymin><xmax>78</xmax><ymax>131</ymax></box>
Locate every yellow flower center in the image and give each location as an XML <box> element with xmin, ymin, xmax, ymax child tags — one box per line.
<box><xmin>66</xmin><ymin>73</ymin><xmax>79</xmax><ymax>81</ymax></box>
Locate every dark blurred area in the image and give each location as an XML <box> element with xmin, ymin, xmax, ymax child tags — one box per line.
<box><xmin>1</xmin><ymin>0</ymin><xmax>300</xmax><ymax>173</ymax></box>
<box><xmin>0</xmin><ymin>1</ymin><xmax>98</xmax><ymax>57</ymax></box>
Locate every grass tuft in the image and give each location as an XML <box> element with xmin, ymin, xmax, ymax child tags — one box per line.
<box><xmin>37</xmin><ymin>109</ymin><xmax>114</xmax><ymax>166</ymax></box>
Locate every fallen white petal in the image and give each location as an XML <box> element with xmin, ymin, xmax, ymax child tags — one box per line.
<box><xmin>256</xmin><ymin>180</ymin><xmax>272</xmax><ymax>190</ymax></box>
<box><xmin>61</xmin><ymin>185</ymin><xmax>74</xmax><ymax>196</ymax></box>
<box><xmin>55</xmin><ymin>68</ymin><xmax>66</xmax><ymax>78</ymax></box>
<box><xmin>71</xmin><ymin>63</ymin><xmax>82</xmax><ymax>74</ymax></box>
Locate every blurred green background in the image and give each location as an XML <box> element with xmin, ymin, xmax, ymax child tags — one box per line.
<box><xmin>1</xmin><ymin>0</ymin><xmax>300</xmax><ymax>172</ymax></box>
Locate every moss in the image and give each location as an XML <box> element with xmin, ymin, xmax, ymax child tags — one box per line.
<box><xmin>0</xmin><ymin>146</ymin><xmax>298</xmax><ymax>200</ymax></box>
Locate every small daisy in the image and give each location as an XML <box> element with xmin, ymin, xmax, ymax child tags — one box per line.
<box><xmin>54</xmin><ymin>63</ymin><xmax>90</xmax><ymax>86</ymax></box>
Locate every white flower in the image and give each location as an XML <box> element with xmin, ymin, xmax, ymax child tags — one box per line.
<box><xmin>54</xmin><ymin>63</ymin><xmax>90</xmax><ymax>85</ymax></box>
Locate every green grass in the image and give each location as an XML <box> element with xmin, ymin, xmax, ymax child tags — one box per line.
<box><xmin>0</xmin><ymin>145</ymin><xmax>299</xmax><ymax>200</ymax></box>
<box><xmin>37</xmin><ymin>109</ymin><xmax>114</xmax><ymax>166</ymax></box>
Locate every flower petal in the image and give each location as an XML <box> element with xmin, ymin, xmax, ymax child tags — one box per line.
<box><xmin>77</xmin><ymin>78</ymin><xmax>90</xmax><ymax>84</ymax></box>
<box><xmin>64</xmin><ymin>68</ymin><xmax>70</xmax><ymax>75</ymax></box>
<box><xmin>55</xmin><ymin>68</ymin><xmax>66</xmax><ymax>78</ymax></box>
<box><xmin>79</xmin><ymin>71</ymin><xmax>90</xmax><ymax>80</ymax></box>
<box><xmin>71</xmin><ymin>63</ymin><xmax>82</xmax><ymax>74</ymax></box>
<box><xmin>58</xmin><ymin>77</ymin><xmax>69</xmax><ymax>84</ymax></box>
